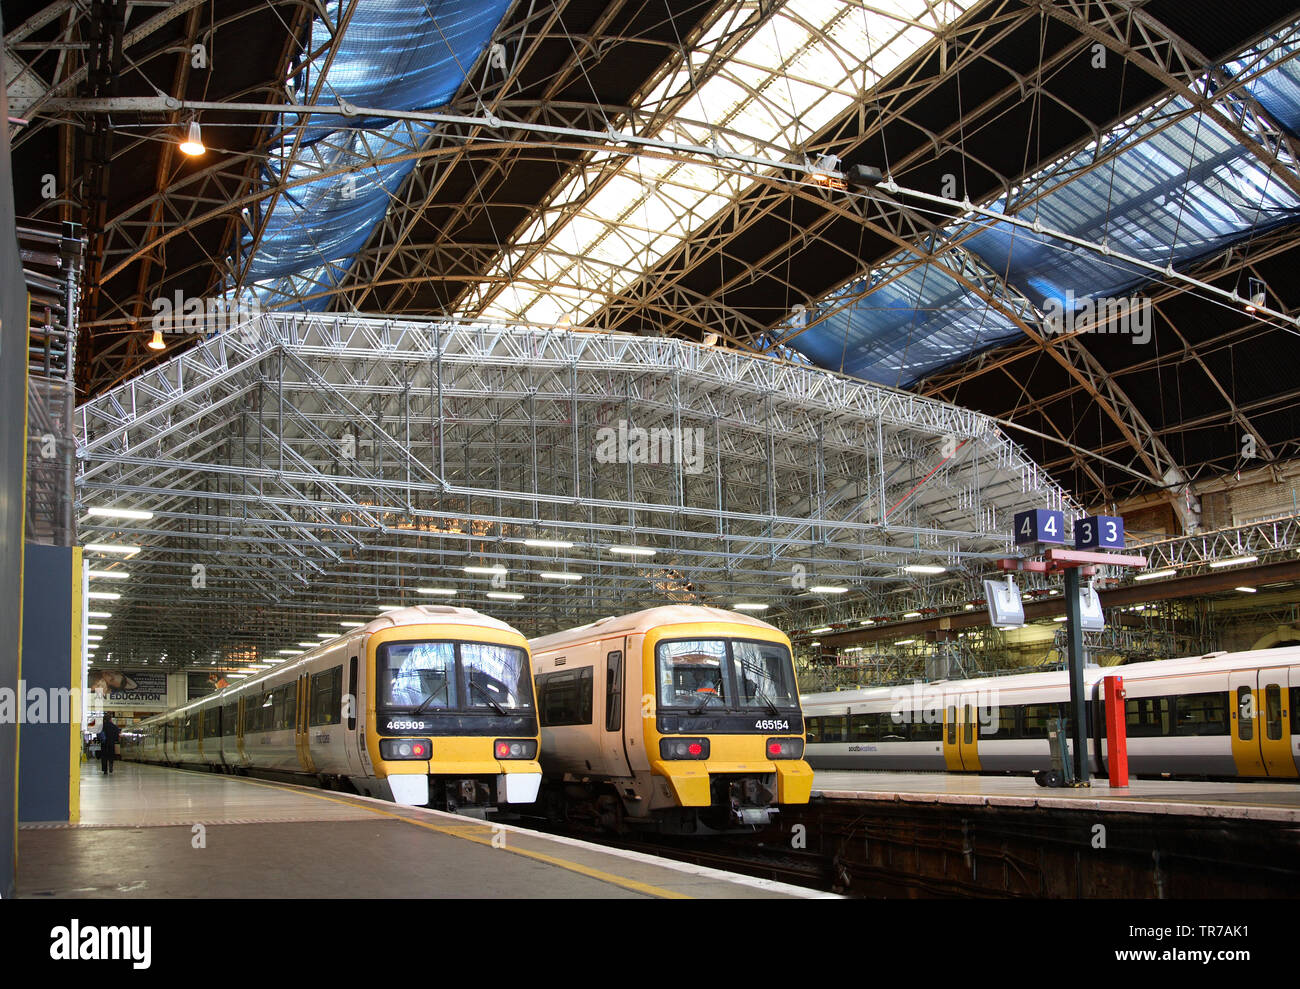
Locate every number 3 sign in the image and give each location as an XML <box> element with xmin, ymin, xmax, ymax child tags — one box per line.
<box><xmin>1074</xmin><ymin>515</ymin><xmax>1124</xmax><ymax>550</ymax></box>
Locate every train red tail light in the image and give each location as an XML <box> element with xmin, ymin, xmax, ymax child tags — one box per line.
<box><xmin>659</xmin><ymin>738</ymin><xmax>710</xmax><ymax>760</ymax></box>
<box><xmin>493</xmin><ymin>739</ymin><xmax>538</xmax><ymax>760</ymax></box>
<box><xmin>766</xmin><ymin>737</ymin><xmax>804</xmax><ymax>759</ymax></box>
<box><xmin>380</xmin><ymin>738</ymin><xmax>432</xmax><ymax>760</ymax></box>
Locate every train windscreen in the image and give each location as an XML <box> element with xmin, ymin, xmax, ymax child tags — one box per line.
<box><xmin>379</xmin><ymin>641</ymin><xmax>534</xmax><ymax>713</ymax></box>
<box><xmin>656</xmin><ymin>638</ymin><xmax>799</xmax><ymax>712</ymax></box>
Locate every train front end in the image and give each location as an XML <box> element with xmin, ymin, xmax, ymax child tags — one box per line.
<box><xmin>646</xmin><ymin>621</ymin><xmax>813</xmax><ymax>830</ymax></box>
<box><xmin>368</xmin><ymin>620</ymin><xmax>542</xmax><ymax>815</ymax></box>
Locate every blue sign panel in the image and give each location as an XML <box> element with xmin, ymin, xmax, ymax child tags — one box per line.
<box><xmin>1014</xmin><ymin>508</ymin><xmax>1065</xmax><ymax>546</ymax></box>
<box><xmin>1074</xmin><ymin>515</ymin><xmax>1124</xmax><ymax>550</ymax></box>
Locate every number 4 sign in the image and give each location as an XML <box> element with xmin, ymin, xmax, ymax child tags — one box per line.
<box><xmin>1074</xmin><ymin>515</ymin><xmax>1125</xmax><ymax>550</ymax></box>
<box><xmin>1014</xmin><ymin>509</ymin><xmax>1065</xmax><ymax>546</ymax></box>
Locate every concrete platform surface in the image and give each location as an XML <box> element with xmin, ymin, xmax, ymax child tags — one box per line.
<box><xmin>814</xmin><ymin>770</ymin><xmax>1300</xmax><ymax>822</ymax></box>
<box><xmin>17</xmin><ymin>763</ymin><xmax>831</xmax><ymax>899</ymax></box>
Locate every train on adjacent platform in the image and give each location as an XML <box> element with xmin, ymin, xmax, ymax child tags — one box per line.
<box><xmin>528</xmin><ymin>605</ymin><xmax>814</xmax><ymax>832</ymax></box>
<box><xmin>801</xmin><ymin>645</ymin><xmax>1300</xmax><ymax>779</ymax></box>
<box><xmin>121</xmin><ymin>606</ymin><xmax>542</xmax><ymax>814</ymax></box>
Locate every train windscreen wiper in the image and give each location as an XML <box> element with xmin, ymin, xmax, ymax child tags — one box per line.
<box><xmin>468</xmin><ymin>679</ymin><xmax>507</xmax><ymax>715</ymax></box>
<box><xmin>411</xmin><ymin>684</ymin><xmax>450</xmax><ymax>716</ymax></box>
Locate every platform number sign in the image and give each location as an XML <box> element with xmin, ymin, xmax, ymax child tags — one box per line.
<box><xmin>1014</xmin><ymin>508</ymin><xmax>1065</xmax><ymax>546</ymax></box>
<box><xmin>1074</xmin><ymin>515</ymin><xmax>1125</xmax><ymax>550</ymax></box>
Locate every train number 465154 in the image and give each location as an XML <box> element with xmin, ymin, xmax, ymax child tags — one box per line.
<box><xmin>754</xmin><ymin>719</ymin><xmax>790</xmax><ymax>730</ymax></box>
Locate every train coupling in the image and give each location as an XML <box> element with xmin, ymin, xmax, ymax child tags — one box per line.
<box><xmin>727</xmin><ymin>777</ymin><xmax>777</xmax><ymax>826</ymax></box>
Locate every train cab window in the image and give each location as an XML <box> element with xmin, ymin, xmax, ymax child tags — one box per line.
<box><xmin>605</xmin><ymin>651</ymin><xmax>623</xmax><ymax>732</ymax></box>
<box><xmin>537</xmin><ymin>668</ymin><xmax>593</xmax><ymax>727</ymax></box>
<box><xmin>310</xmin><ymin>667</ymin><xmax>343</xmax><ymax>727</ymax></box>
<box><xmin>1264</xmin><ymin>685</ymin><xmax>1283</xmax><ymax>741</ymax></box>
<box><xmin>1125</xmin><ymin>696</ymin><xmax>1170</xmax><ymax>737</ymax></box>
<box><xmin>1175</xmin><ymin>692</ymin><xmax>1229</xmax><ymax>736</ymax></box>
<box><xmin>1236</xmin><ymin>686</ymin><xmax>1254</xmax><ymax>741</ymax></box>
<box><xmin>462</xmin><ymin>643</ymin><xmax>534</xmax><ymax>713</ymax></box>
<box><xmin>381</xmin><ymin>641</ymin><xmax>457</xmax><ymax>709</ymax></box>
<box><xmin>656</xmin><ymin>639</ymin><xmax>729</xmax><ymax>708</ymax></box>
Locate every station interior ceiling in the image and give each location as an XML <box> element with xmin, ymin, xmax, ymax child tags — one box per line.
<box><xmin>6</xmin><ymin>0</ymin><xmax>1300</xmax><ymax>681</ymax></box>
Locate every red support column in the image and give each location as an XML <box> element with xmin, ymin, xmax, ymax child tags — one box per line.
<box><xmin>1103</xmin><ymin>675</ymin><xmax>1129</xmax><ymax>788</ymax></box>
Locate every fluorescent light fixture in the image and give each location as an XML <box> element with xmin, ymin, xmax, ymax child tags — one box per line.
<box><xmin>225</xmin><ymin>674</ymin><xmax>248</xmax><ymax>680</ymax></box>
<box><xmin>486</xmin><ymin>591</ymin><xmax>524</xmax><ymax>601</ymax></box>
<box><xmin>809</xmin><ymin>626</ymin><xmax>832</xmax><ymax>635</ymax></box>
<box><xmin>464</xmin><ymin>565</ymin><xmax>507</xmax><ymax>575</ymax></box>
<box><xmin>87</xmin><ymin>570</ymin><xmax>128</xmax><ymax>579</ymax></box>
<box><xmin>964</xmin><ymin>604</ymin><xmax>976</xmax><ymax>611</ymax></box>
<box><xmin>86</xmin><ymin>635</ymin><xmax>103</xmax><ymax>641</ymax></box>
<box><xmin>278</xmin><ymin>650</ymin><xmax>304</xmax><ymax>656</ymax></box>
<box><xmin>315</xmin><ymin>632</ymin><xmax>335</xmax><ymax>638</ymax></box>
<box><xmin>1054</xmin><ymin>616</ymin><xmax>1068</xmax><ymax>622</ymax></box>
<box><xmin>86</xmin><ymin>507</ymin><xmax>153</xmax><ymax>520</ymax></box>
<box><xmin>87</xmin><ymin>591</ymin><xmax>121</xmax><ymax>600</ymax></box>
<box><xmin>896</xmin><ymin>639</ymin><xmax>916</xmax><ymax>645</ymax></box>
<box><xmin>902</xmin><ymin>611</ymin><xmax>921</xmax><ymax>619</ymax></box>
<box><xmin>524</xmin><ymin>538</ymin><xmax>573</xmax><ymax>549</ymax></box>
<box><xmin>843</xmin><ymin>646</ymin><xmax>862</xmax><ymax>653</ymax></box>
<box><xmin>733</xmin><ymin>603</ymin><xmax>768</xmax><ymax>612</ymax></box>
<box><xmin>1134</xmin><ymin>568</ymin><xmax>1177</xmax><ymax>581</ymax></box>
<box><xmin>904</xmin><ymin>564</ymin><xmax>947</xmax><ymax>574</ymax></box>
<box><xmin>860</xmin><ymin>619</ymin><xmax>875</xmax><ymax>626</ymax></box>
<box><xmin>416</xmin><ymin>588</ymin><xmax>457</xmax><ymax>596</ymax></box>
<box><xmin>88</xmin><ymin>624</ymin><xmax>108</xmax><ymax>630</ymax></box>
<box><xmin>1236</xmin><ymin>586</ymin><xmax>1257</xmax><ymax>593</ymax></box>
<box><xmin>1209</xmin><ymin>555</ymin><xmax>1257</xmax><ymax>568</ymax></box>
<box><xmin>339</xmin><ymin>621</ymin><xmax>366</xmax><ymax>628</ymax></box>
<box><xmin>539</xmin><ymin>572</ymin><xmax>582</xmax><ymax>581</ymax></box>
<box><xmin>809</xmin><ymin>585</ymin><xmax>848</xmax><ymax>594</ymax></box>
<box><xmin>808</xmin><ymin>641</ymin><xmax>820</xmax><ymax>647</ymax></box>
<box><xmin>378</xmin><ymin>605</ymin><xmax>404</xmax><ymax>612</ymax></box>
<box><xmin>607</xmin><ymin>545</ymin><xmax>656</xmax><ymax>557</ymax></box>
<box><xmin>84</xmin><ymin>543</ymin><xmax>140</xmax><ymax>556</ymax></box>
<box><xmin>298</xmin><ymin>642</ymin><xmax>319</xmax><ymax>648</ymax></box>
<box><xmin>87</xmin><ymin>611</ymin><xmax>112</xmax><ymax>618</ymax></box>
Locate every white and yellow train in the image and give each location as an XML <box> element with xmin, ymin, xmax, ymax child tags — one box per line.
<box><xmin>528</xmin><ymin>605</ymin><xmax>814</xmax><ymax>832</ymax></box>
<box><xmin>802</xmin><ymin>645</ymin><xmax>1300</xmax><ymax>779</ymax></box>
<box><xmin>121</xmin><ymin>606</ymin><xmax>543</xmax><ymax>813</ymax></box>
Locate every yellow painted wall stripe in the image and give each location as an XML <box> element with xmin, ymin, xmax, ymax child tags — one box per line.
<box><xmin>69</xmin><ymin>547</ymin><xmax>81</xmax><ymax>822</ymax></box>
<box><xmin>230</xmin><ymin>774</ymin><xmax>690</xmax><ymax>899</ymax></box>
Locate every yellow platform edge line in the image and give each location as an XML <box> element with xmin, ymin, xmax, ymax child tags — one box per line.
<box><xmin>230</xmin><ymin>774</ymin><xmax>691</xmax><ymax>900</ymax></box>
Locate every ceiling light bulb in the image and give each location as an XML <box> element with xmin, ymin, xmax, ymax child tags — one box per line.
<box><xmin>147</xmin><ymin>328</ymin><xmax>166</xmax><ymax>350</ymax></box>
<box><xmin>179</xmin><ymin>120</ymin><xmax>205</xmax><ymax>156</ymax></box>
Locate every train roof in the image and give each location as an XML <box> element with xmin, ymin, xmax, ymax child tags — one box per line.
<box><xmin>530</xmin><ymin>605</ymin><xmax>783</xmax><ymax>652</ymax></box>
<box><xmin>799</xmin><ymin>644</ymin><xmax>1300</xmax><ymax>706</ymax></box>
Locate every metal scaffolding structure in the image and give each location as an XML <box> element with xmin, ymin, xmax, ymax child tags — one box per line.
<box><xmin>76</xmin><ymin>310</ymin><xmax>1076</xmax><ymax>668</ymax></box>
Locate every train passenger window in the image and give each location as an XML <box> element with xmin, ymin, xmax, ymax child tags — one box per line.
<box><xmin>1174</xmin><ymin>692</ymin><xmax>1229</xmax><ymax>736</ymax></box>
<box><xmin>537</xmin><ymin>668</ymin><xmax>593</xmax><ymax>727</ymax></box>
<box><xmin>945</xmin><ymin>707</ymin><xmax>956</xmax><ymax>745</ymax></box>
<box><xmin>817</xmin><ymin>716</ymin><xmax>846</xmax><ymax>743</ymax></box>
<box><xmin>1264</xmin><ymin>685</ymin><xmax>1283</xmax><ymax>741</ymax></box>
<box><xmin>605</xmin><ymin>651</ymin><xmax>623</xmax><ymax>732</ymax></box>
<box><xmin>1021</xmin><ymin>705</ymin><xmax>1050</xmax><ymax>739</ymax></box>
<box><xmin>348</xmin><ymin>658</ymin><xmax>358</xmax><ymax>731</ymax></box>
<box><xmin>910</xmin><ymin>718</ymin><xmax>942</xmax><ymax>742</ymax></box>
<box><xmin>272</xmin><ymin>685</ymin><xmax>294</xmax><ymax>731</ymax></box>
<box><xmin>850</xmin><ymin>713</ymin><xmax>881</xmax><ymax>742</ymax></box>
<box><xmin>962</xmin><ymin>705</ymin><xmax>974</xmax><ymax>745</ymax></box>
<box><xmin>310</xmin><ymin>667</ymin><xmax>343</xmax><ymax>727</ymax></box>
<box><xmin>204</xmin><ymin>708</ymin><xmax>221</xmax><ymax>739</ymax></box>
<box><xmin>1125</xmin><ymin>696</ymin><xmax>1170</xmax><ymax>737</ymax></box>
<box><xmin>222</xmin><ymin>703</ymin><xmax>237</xmax><ymax>735</ymax></box>
<box><xmin>1236</xmin><ymin>686</ymin><xmax>1254</xmax><ymax>741</ymax></box>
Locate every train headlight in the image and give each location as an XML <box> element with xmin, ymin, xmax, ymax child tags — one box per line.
<box><xmin>765</xmin><ymin>737</ymin><xmax>804</xmax><ymax>759</ymax></box>
<box><xmin>659</xmin><ymin>738</ymin><xmax>710</xmax><ymax>760</ymax></box>
<box><xmin>493</xmin><ymin>739</ymin><xmax>538</xmax><ymax>760</ymax></box>
<box><xmin>380</xmin><ymin>738</ymin><xmax>432</xmax><ymax>760</ymax></box>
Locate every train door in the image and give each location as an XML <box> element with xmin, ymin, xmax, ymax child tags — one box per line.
<box><xmin>343</xmin><ymin>654</ymin><xmax>368</xmax><ymax>777</ymax></box>
<box><xmin>1229</xmin><ymin>670</ymin><xmax>1267</xmax><ymax>777</ymax></box>
<box><xmin>942</xmin><ymin>701</ymin><xmax>962</xmax><ymax>770</ymax></box>
<box><xmin>1259</xmin><ymin>667</ymin><xmax>1298</xmax><ymax>778</ymax></box>
<box><xmin>942</xmin><ymin>695</ymin><xmax>981</xmax><ymax>771</ymax></box>
<box><xmin>236</xmin><ymin>696</ymin><xmax>246</xmax><ymax>766</ymax></box>
<box><xmin>958</xmin><ymin>692</ymin><xmax>982</xmax><ymax>771</ymax></box>
<box><xmin>601</xmin><ymin>640</ymin><xmax>635</xmax><ymax>778</ymax></box>
<box><xmin>295</xmin><ymin>673</ymin><xmax>317</xmax><ymax>773</ymax></box>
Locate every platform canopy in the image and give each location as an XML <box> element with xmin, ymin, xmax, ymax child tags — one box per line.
<box><xmin>75</xmin><ymin>311</ymin><xmax>1075</xmax><ymax>668</ymax></box>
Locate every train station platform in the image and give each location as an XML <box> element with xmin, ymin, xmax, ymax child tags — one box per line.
<box><xmin>812</xmin><ymin>771</ymin><xmax>1300</xmax><ymax>823</ymax></box>
<box><xmin>15</xmin><ymin>763</ymin><xmax>829</xmax><ymax>899</ymax></box>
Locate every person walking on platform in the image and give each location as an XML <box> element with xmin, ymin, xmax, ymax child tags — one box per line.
<box><xmin>99</xmin><ymin>714</ymin><xmax>121</xmax><ymax>775</ymax></box>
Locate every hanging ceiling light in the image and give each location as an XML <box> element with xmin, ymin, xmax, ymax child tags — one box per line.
<box><xmin>178</xmin><ymin>119</ymin><xmax>205</xmax><ymax>156</ymax></box>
